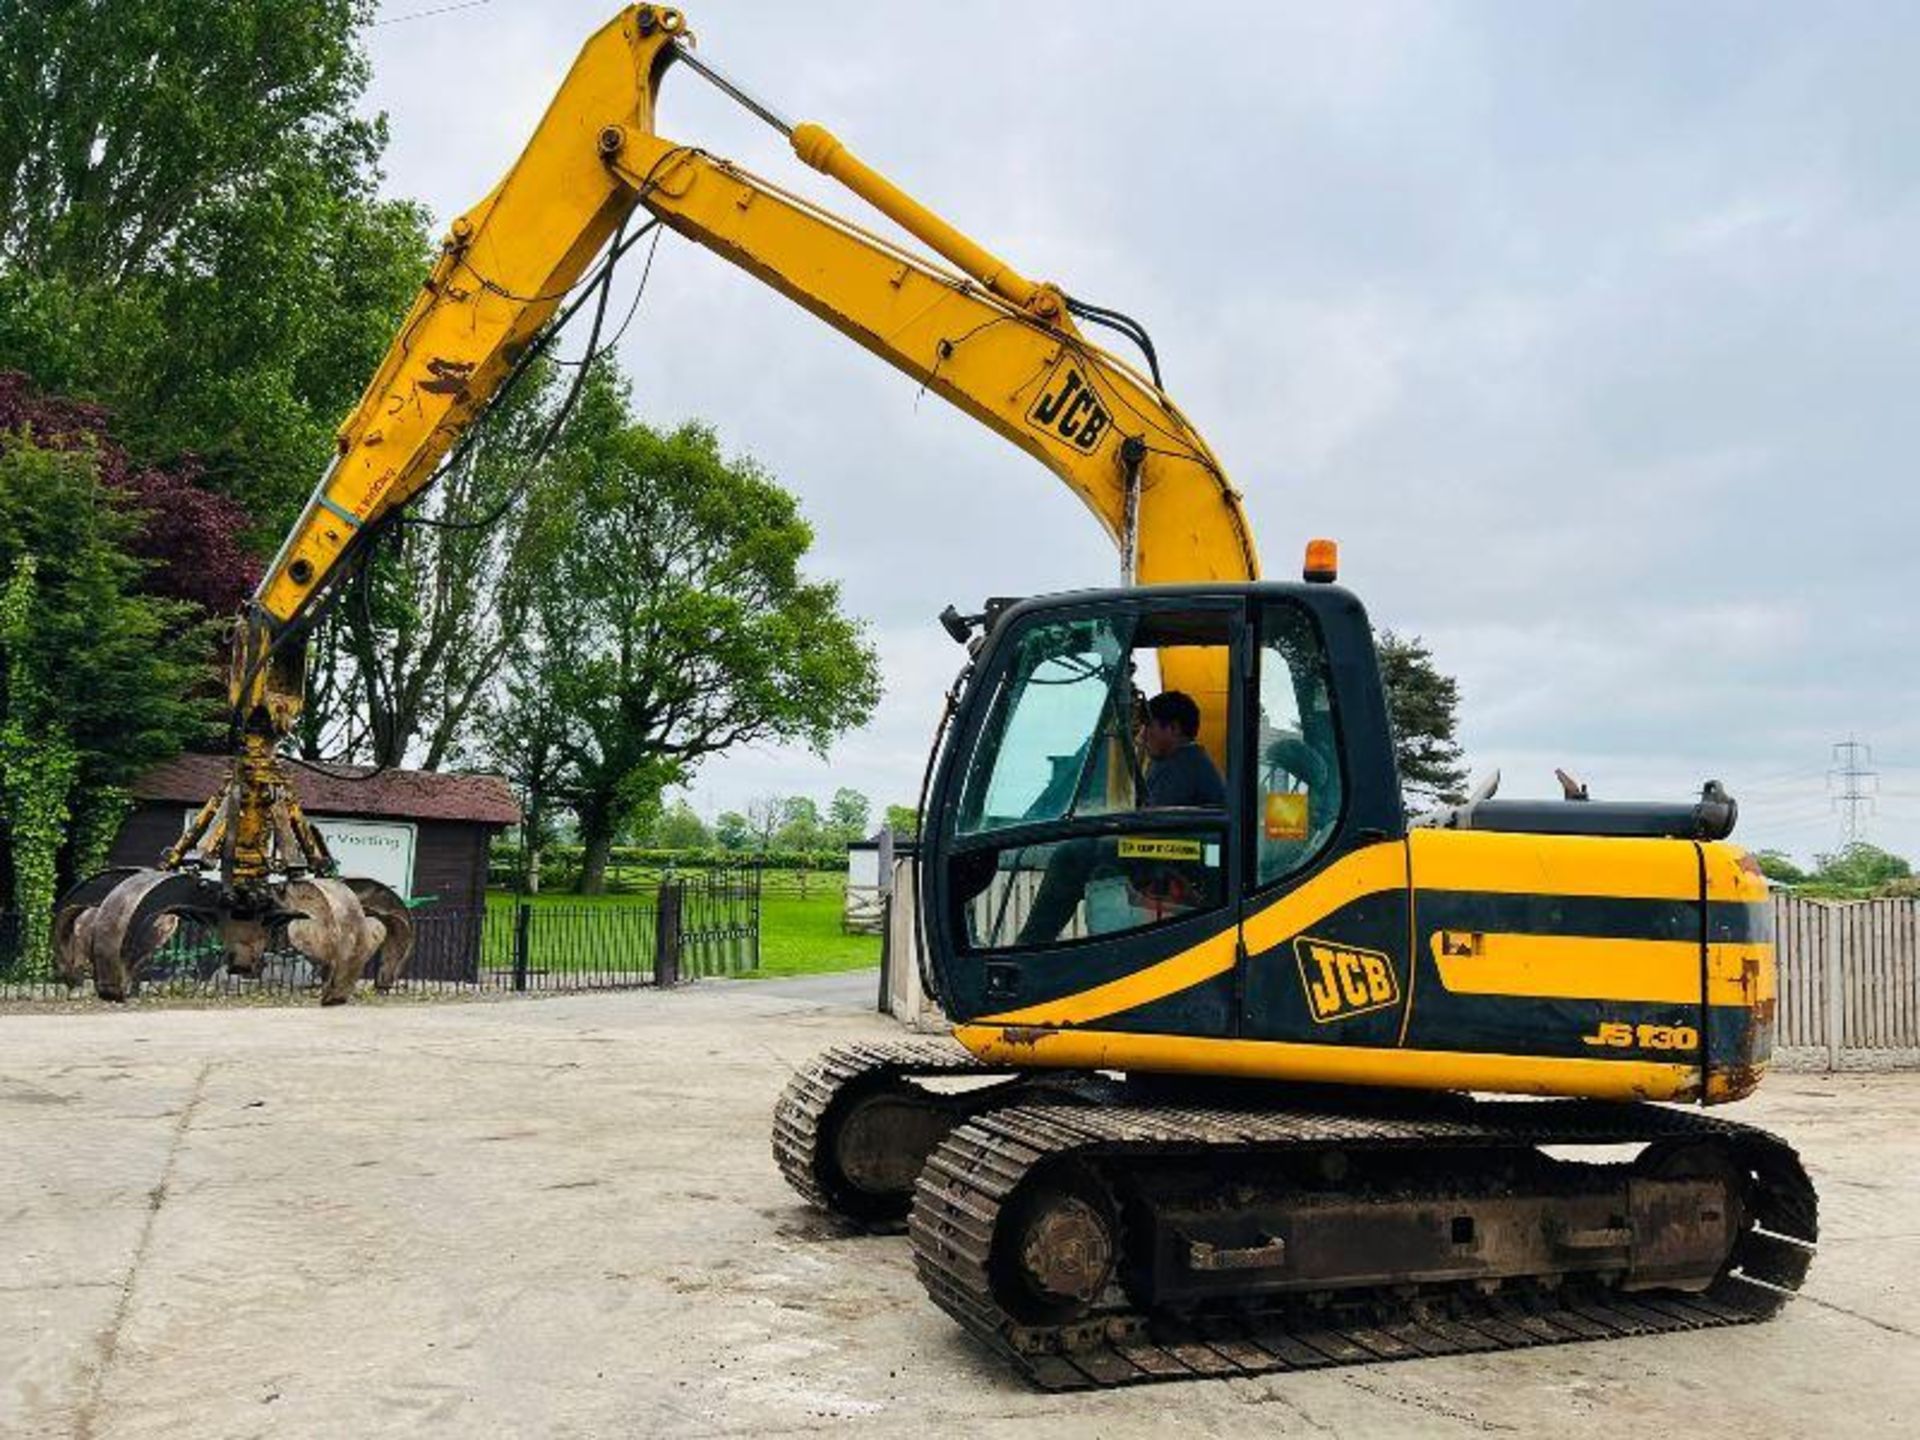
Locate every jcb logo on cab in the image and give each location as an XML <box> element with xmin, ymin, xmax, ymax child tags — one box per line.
<box><xmin>1294</xmin><ymin>938</ymin><xmax>1399</xmax><ymax>1023</ymax></box>
<box><xmin>1026</xmin><ymin>359</ymin><xmax>1112</xmax><ymax>454</ymax></box>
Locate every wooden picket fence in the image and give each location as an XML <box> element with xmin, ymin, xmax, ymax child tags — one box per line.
<box><xmin>558</xmin><ymin>860</ymin><xmax>839</xmax><ymax>901</ymax></box>
<box><xmin>1773</xmin><ymin>894</ymin><xmax>1920</xmax><ymax>1068</ymax></box>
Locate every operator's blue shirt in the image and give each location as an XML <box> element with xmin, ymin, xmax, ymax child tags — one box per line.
<box><xmin>1144</xmin><ymin>742</ymin><xmax>1226</xmax><ymax>809</ymax></box>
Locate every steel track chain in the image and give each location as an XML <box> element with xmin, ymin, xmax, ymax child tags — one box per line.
<box><xmin>771</xmin><ymin>1036</ymin><xmax>984</xmax><ymax>1214</ymax></box>
<box><xmin>908</xmin><ymin>1098</ymin><xmax>1818</xmax><ymax>1390</ymax></box>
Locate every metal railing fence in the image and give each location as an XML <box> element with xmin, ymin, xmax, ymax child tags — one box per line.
<box><xmin>0</xmin><ymin>867</ymin><xmax>761</xmax><ymax>1001</ymax></box>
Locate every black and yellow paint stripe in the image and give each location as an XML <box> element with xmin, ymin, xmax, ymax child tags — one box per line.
<box><xmin>959</xmin><ymin>831</ymin><xmax>1775</xmax><ymax>1106</ymax></box>
<box><xmin>953</xmin><ymin>1026</ymin><xmax>1704</xmax><ymax>1103</ymax></box>
<box><xmin>1407</xmin><ymin>829</ymin><xmax>1703</xmax><ymax>900</ymax></box>
<box><xmin>978</xmin><ymin>843</ymin><xmax>1405</xmax><ymax>1029</ymax></box>
<box><xmin>1425</xmin><ymin>932</ymin><xmax>1773</xmax><ymax>1007</ymax></box>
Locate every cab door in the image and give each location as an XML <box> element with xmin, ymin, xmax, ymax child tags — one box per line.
<box><xmin>1236</xmin><ymin>596</ymin><xmax>1413</xmax><ymax>1048</ymax></box>
<box><xmin>925</xmin><ymin>593</ymin><xmax>1247</xmax><ymax>1036</ymax></box>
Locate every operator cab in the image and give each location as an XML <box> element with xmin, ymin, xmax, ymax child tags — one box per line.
<box><xmin>921</xmin><ymin>581</ymin><xmax>1405</xmax><ymax>1027</ymax></box>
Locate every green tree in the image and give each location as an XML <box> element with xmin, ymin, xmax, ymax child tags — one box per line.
<box><xmin>884</xmin><ymin>803</ymin><xmax>920</xmax><ymax>839</ymax></box>
<box><xmin>1752</xmin><ymin>849</ymin><xmax>1809</xmax><ymax>886</ymax></box>
<box><xmin>1374</xmin><ymin>629</ymin><xmax>1468</xmax><ymax>810</ymax></box>
<box><xmin>0</xmin><ymin>436</ymin><xmax>211</xmax><ymax>945</ymax></box>
<box><xmin>310</xmin><ymin>366</ymin><xmax>563</xmax><ymax>767</ymax></box>
<box><xmin>474</xmin><ymin>580</ymin><xmax>579</xmax><ymax>895</ymax></box>
<box><xmin>614</xmin><ymin>792</ymin><xmax>664</xmax><ymax>847</ymax></box>
<box><xmin>495</xmin><ymin>375</ymin><xmax>881</xmax><ymax>893</ymax></box>
<box><xmin>0</xmin><ymin>1</ymin><xmax>379</xmax><ymax>281</ymax></box>
<box><xmin>714</xmin><ymin>811</ymin><xmax>751</xmax><ymax>851</ymax></box>
<box><xmin>1810</xmin><ymin>842</ymin><xmax>1911</xmax><ymax>897</ymax></box>
<box><xmin>776</xmin><ymin>796</ymin><xmax>825</xmax><ymax>852</ymax></box>
<box><xmin>745</xmin><ymin>795</ymin><xmax>784</xmax><ymax>851</ymax></box>
<box><xmin>653</xmin><ymin>798</ymin><xmax>711</xmax><ymax>850</ymax></box>
<box><xmin>0</xmin><ymin>557</ymin><xmax>76</xmax><ymax>972</ymax></box>
<box><xmin>0</xmin><ymin>0</ymin><xmax>431</xmax><ymax>533</ymax></box>
<box><xmin>828</xmin><ymin>787</ymin><xmax>871</xmax><ymax>843</ymax></box>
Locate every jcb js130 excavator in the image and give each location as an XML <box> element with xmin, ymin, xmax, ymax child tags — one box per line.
<box><xmin>59</xmin><ymin>7</ymin><xmax>1813</xmax><ymax>1388</ymax></box>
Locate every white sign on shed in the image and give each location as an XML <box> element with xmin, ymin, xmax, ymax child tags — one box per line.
<box><xmin>180</xmin><ymin>812</ymin><xmax>418</xmax><ymax>900</ymax></box>
<box><xmin>314</xmin><ymin>818</ymin><xmax>417</xmax><ymax>899</ymax></box>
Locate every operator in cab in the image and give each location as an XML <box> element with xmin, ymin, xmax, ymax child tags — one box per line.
<box><xmin>1016</xmin><ymin>691</ymin><xmax>1225</xmax><ymax>946</ymax></box>
<box><xmin>1137</xmin><ymin>691</ymin><xmax>1226</xmax><ymax>809</ymax></box>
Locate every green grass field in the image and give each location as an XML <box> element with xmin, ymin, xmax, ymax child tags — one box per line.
<box><xmin>753</xmin><ymin>892</ymin><xmax>881</xmax><ymax>977</ymax></box>
<box><xmin>483</xmin><ymin>875</ymin><xmax>879</xmax><ymax>979</ymax></box>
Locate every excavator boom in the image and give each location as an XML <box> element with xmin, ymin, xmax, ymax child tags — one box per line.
<box><xmin>61</xmin><ymin>4</ymin><xmax>1256</xmax><ymax>1001</ymax></box>
<box><xmin>255</xmin><ymin>6</ymin><xmax>1254</xmax><ymax>688</ymax></box>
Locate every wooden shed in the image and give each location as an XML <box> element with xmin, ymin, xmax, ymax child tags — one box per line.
<box><xmin>113</xmin><ymin>754</ymin><xmax>521</xmax><ymax>914</ymax></box>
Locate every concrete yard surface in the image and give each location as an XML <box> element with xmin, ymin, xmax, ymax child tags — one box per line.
<box><xmin>3</xmin><ymin>978</ymin><xmax>1918</xmax><ymax>1438</ymax></box>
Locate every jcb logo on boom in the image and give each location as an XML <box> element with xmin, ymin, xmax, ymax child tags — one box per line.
<box><xmin>1294</xmin><ymin>938</ymin><xmax>1400</xmax><ymax>1023</ymax></box>
<box><xmin>1026</xmin><ymin>358</ymin><xmax>1112</xmax><ymax>454</ymax></box>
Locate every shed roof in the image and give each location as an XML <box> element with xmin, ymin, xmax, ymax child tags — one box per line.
<box><xmin>134</xmin><ymin>753</ymin><xmax>522</xmax><ymax>826</ymax></box>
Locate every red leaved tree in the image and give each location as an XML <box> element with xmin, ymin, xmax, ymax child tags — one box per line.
<box><xmin>0</xmin><ymin>371</ymin><xmax>258</xmax><ymax>614</ymax></box>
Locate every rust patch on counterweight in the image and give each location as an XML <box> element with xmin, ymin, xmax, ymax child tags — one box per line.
<box><xmin>999</xmin><ymin>1026</ymin><xmax>1053</xmax><ymax>1048</ymax></box>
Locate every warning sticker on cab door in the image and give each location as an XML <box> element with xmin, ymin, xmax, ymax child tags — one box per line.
<box><xmin>1117</xmin><ymin>837</ymin><xmax>1206</xmax><ymax>862</ymax></box>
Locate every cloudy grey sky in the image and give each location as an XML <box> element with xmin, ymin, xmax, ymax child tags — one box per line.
<box><xmin>362</xmin><ymin>0</ymin><xmax>1919</xmax><ymax>864</ymax></box>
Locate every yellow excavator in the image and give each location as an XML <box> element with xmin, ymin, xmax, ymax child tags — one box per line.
<box><xmin>58</xmin><ymin>6</ymin><xmax>1813</xmax><ymax>1387</ymax></box>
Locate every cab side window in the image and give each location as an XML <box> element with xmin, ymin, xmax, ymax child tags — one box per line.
<box><xmin>956</xmin><ymin>615</ymin><xmax>1138</xmax><ymax>835</ymax></box>
<box><xmin>951</xmin><ymin>608</ymin><xmax>1235</xmax><ymax>951</ymax></box>
<box><xmin>1255</xmin><ymin>603</ymin><xmax>1344</xmax><ymax>886</ymax></box>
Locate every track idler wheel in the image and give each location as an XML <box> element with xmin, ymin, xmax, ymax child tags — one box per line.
<box><xmin>815</xmin><ymin>1078</ymin><xmax>968</xmax><ymax>1223</ymax></box>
